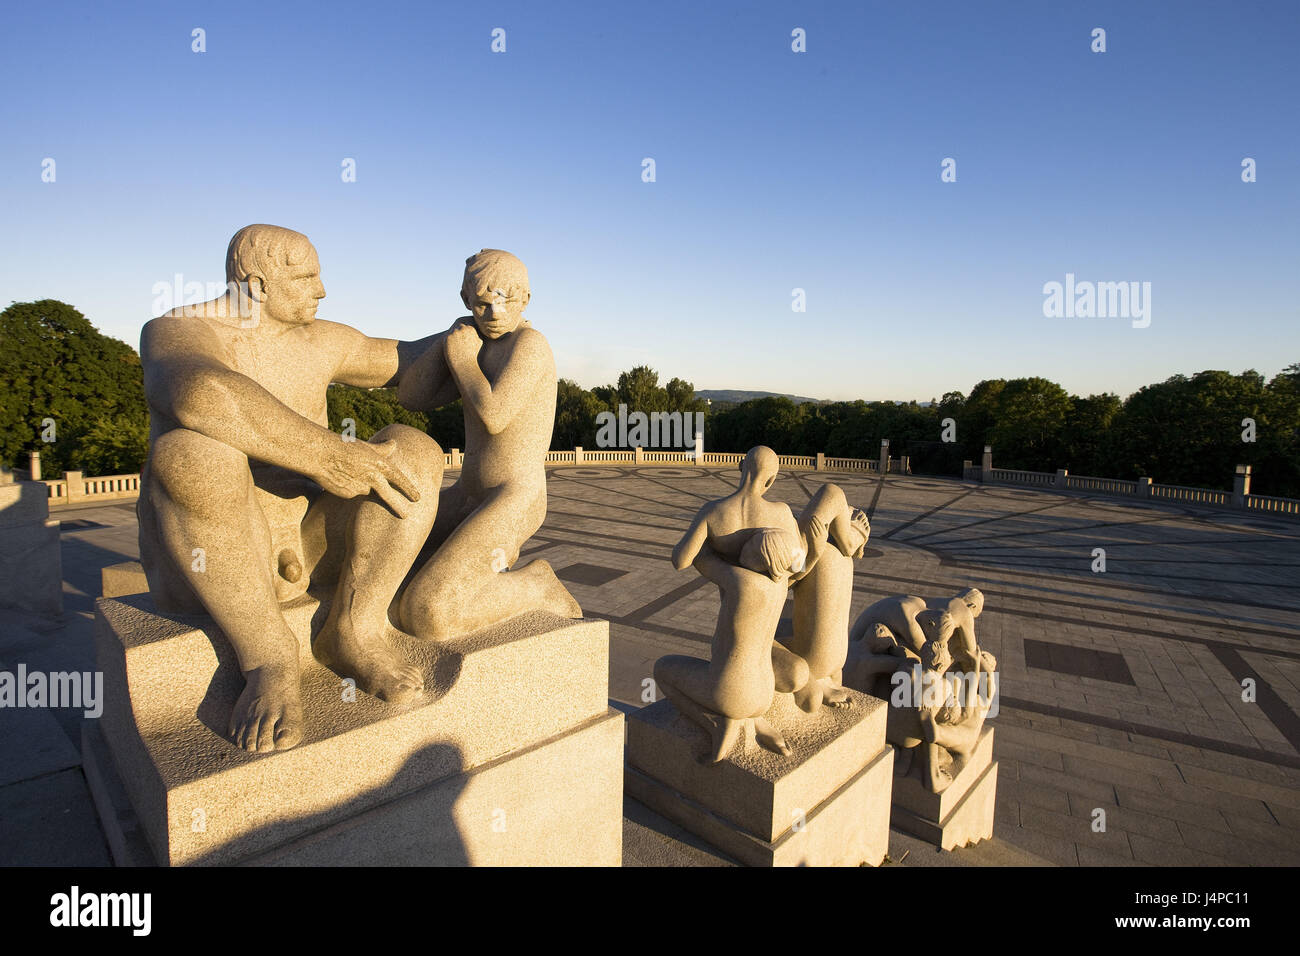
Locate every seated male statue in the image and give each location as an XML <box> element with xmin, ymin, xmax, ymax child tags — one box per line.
<box><xmin>396</xmin><ymin>249</ymin><xmax>580</xmax><ymax>640</ymax></box>
<box><xmin>138</xmin><ymin>224</ymin><xmax>445</xmax><ymax>753</ymax></box>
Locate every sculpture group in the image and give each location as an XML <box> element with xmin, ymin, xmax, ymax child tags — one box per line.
<box><xmin>137</xmin><ymin>225</ymin><xmax>579</xmax><ymax>753</ymax></box>
<box><xmin>653</xmin><ymin>447</ymin><xmax>998</xmax><ymax>794</ymax></box>
<box><xmin>134</xmin><ymin>223</ymin><xmax>997</xmax><ymax>817</ymax></box>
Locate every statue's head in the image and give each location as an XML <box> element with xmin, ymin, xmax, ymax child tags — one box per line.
<box><xmin>739</xmin><ymin>527</ymin><xmax>803</xmax><ymax>581</ymax></box>
<box><xmin>866</xmin><ymin>622</ymin><xmax>898</xmax><ymax>654</ymax></box>
<box><xmin>461</xmin><ymin>249</ymin><xmax>530</xmax><ymax>340</ymax></box>
<box><xmin>958</xmin><ymin>587</ymin><xmax>984</xmax><ymax>618</ymax></box>
<box><xmin>916</xmin><ymin>609</ymin><xmax>956</xmax><ymax>669</ymax></box>
<box><xmin>739</xmin><ymin>446</ymin><xmax>779</xmax><ymax>491</ymax></box>
<box><xmin>226</xmin><ymin>225</ymin><xmax>323</xmax><ymax>327</ymax></box>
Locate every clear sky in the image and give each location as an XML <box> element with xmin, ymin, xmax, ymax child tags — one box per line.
<box><xmin>1</xmin><ymin>0</ymin><xmax>1296</xmax><ymax>402</ymax></box>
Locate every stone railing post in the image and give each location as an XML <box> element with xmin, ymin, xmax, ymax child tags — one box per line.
<box><xmin>879</xmin><ymin>439</ymin><xmax>889</xmax><ymax>475</ymax></box>
<box><xmin>694</xmin><ymin>432</ymin><xmax>704</xmax><ymax>466</ymax></box>
<box><xmin>1055</xmin><ymin>468</ymin><xmax>1068</xmax><ymax>490</ymax></box>
<box><xmin>1233</xmin><ymin>465</ymin><xmax>1251</xmax><ymax>508</ymax></box>
<box><xmin>574</xmin><ymin>446</ymin><xmax>584</xmax><ymax>464</ymax></box>
<box><xmin>634</xmin><ymin>446</ymin><xmax>644</xmax><ymax>464</ymax></box>
<box><xmin>29</xmin><ymin>450</ymin><xmax>41</xmax><ymax>481</ymax></box>
<box><xmin>815</xmin><ymin>452</ymin><xmax>825</xmax><ymax>471</ymax></box>
<box><xmin>64</xmin><ymin>470</ymin><xmax>84</xmax><ymax>503</ymax></box>
<box><xmin>1137</xmin><ymin>477</ymin><xmax>1152</xmax><ymax>498</ymax></box>
<box><xmin>981</xmin><ymin>445</ymin><xmax>993</xmax><ymax>477</ymax></box>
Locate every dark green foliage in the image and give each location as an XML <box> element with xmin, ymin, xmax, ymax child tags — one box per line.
<box><xmin>2</xmin><ymin>298</ymin><xmax>1296</xmax><ymax>496</ymax></box>
<box><xmin>0</xmin><ymin>300</ymin><xmax>148</xmax><ymax>474</ymax></box>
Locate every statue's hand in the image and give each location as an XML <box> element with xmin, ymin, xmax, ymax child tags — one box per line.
<box><xmin>314</xmin><ymin>439</ymin><xmax>421</xmax><ymax>518</ymax></box>
<box><xmin>445</xmin><ymin>320</ymin><xmax>483</xmax><ymax>371</ymax></box>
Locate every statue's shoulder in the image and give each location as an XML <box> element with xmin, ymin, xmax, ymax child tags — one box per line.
<box><xmin>141</xmin><ymin>311</ymin><xmax>223</xmax><ymax>358</ymax></box>
<box><xmin>514</xmin><ymin>323</ymin><xmax>552</xmax><ymax>349</ymax></box>
<box><xmin>510</xmin><ymin>324</ymin><xmax>556</xmax><ymax>376</ymax></box>
<box><xmin>307</xmin><ymin>317</ymin><xmax>363</xmax><ymax>342</ymax></box>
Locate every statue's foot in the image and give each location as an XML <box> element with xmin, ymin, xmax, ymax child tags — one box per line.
<box><xmin>316</xmin><ymin>621</ymin><xmax>424</xmax><ymax>705</ymax></box>
<box><xmin>822</xmin><ymin>683</ymin><xmax>853</xmax><ymax>708</ymax></box>
<box><xmin>793</xmin><ymin>681</ymin><xmax>822</xmax><ymax>713</ymax></box>
<box><xmin>704</xmin><ymin>715</ymin><xmax>745</xmax><ymax>764</ymax></box>
<box><xmin>754</xmin><ymin>717</ymin><xmax>793</xmax><ymax>757</ymax></box>
<box><xmin>229</xmin><ymin>661</ymin><xmax>304</xmax><ymax>753</ymax></box>
<box><xmin>523</xmin><ymin>559</ymin><xmax>583</xmax><ymax>619</ymax></box>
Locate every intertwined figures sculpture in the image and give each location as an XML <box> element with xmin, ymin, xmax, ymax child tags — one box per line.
<box><xmin>844</xmin><ymin>589</ymin><xmax>999</xmax><ymax>791</ymax></box>
<box><xmin>138</xmin><ymin>226</ymin><xmax>578</xmax><ymax>753</ymax></box>
<box><xmin>654</xmin><ymin>446</ymin><xmax>869</xmax><ymax>762</ymax></box>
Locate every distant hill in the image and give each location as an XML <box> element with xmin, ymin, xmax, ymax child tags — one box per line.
<box><xmin>697</xmin><ymin>389</ymin><xmax>933</xmax><ymax>407</ymax></box>
<box><xmin>695</xmin><ymin>389</ymin><xmax>824</xmax><ymax>405</ymax></box>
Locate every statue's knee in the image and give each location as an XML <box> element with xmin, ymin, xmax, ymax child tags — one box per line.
<box><xmin>400</xmin><ymin>587</ymin><xmax>452</xmax><ymax>638</ymax></box>
<box><xmin>372</xmin><ymin>425</ymin><xmax>443</xmax><ymax>488</ymax></box>
<box><xmin>809</xmin><ymin>481</ymin><xmax>846</xmax><ymax>513</ymax></box>
<box><xmin>790</xmin><ymin>656</ymin><xmax>811</xmax><ymax>690</ymax></box>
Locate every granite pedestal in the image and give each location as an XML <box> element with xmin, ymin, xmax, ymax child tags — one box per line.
<box><xmin>625</xmin><ymin>689</ymin><xmax>894</xmax><ymax>867</ymax></box>
<box><xmin>85</xmin><ymin>583</ymin><xmax>623</xmax><ymax>866</ymax></box>
<box><xmin>890</xmin><ymin>725</ymin><xmax>997</xmax><ymax>850</ymax></box>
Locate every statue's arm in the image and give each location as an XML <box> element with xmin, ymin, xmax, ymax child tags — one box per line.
<box><xmin>672</xmin><ymin>511</ymin><xmax>711</xmax><ymax>570</ymax></box>
<box><xmin>395</xmin><ymin>320</ymin><xmax>468</xmax><ymax>411</ymax></box>
<box><xmin>141</xmin><ymin>317</ymin><xmax>341</xmax><ymax>471</ymax></box>
<box><xmin>448</xmin><ymin>326</ymin><xmax>553</xmax><ymax>435</ymax></box>
<box><xmin>329</xmin><ymin>321</ymin><xmax>441</xmax><ymax>391</ymax></box>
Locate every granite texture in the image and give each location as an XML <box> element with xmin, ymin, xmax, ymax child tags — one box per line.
<box><xmin>93</xmin><ymin>593</ymin><xmax>612</xmax><ymax>865</ymax></box>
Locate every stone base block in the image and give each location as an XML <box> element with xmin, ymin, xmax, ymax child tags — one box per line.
<box><xmin>625</xmin><ymin>690</ymin><xmax>894</xmax><ymax>866</ymax></box>
<box><xmin>891</xmin><ymin>726</ymin><xmax>997</xmax><ymax>850</ymax></box>
<box><xmin>85</xmin><ymin>708</ymin><xmax>625</xmax><ymax>866</ymax></box>
<box><xmin>92</xmin><ymin>593</ymin><xmax>620</xmax><ymax>865</ymax></box>
<box><xmin>101</xmin><ymin>561</ymin><xmax>148</xmax><ymax>598</ymax></box>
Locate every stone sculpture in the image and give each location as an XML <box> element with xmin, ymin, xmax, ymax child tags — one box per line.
<box><xmin>654</xmin><ymin>446</ymin><xmax>868</xmax><ymax>762</ymax></box>
<box><xmin>778</xmin><ymin>482</ymin><xmax>870</xmax><ymax>713</ymax></box>
<box><xmin>396</xmin><ymin>249</ymin><xmax>580</xmax><ymax>640</ymax></box>
<box><xmin>137</xmin><ymin>227</ymin><xmax>578</xmax><ymax>755</ymax></box>
<box><xmin>844</xmin><ymin>589</ymin><xmax>998</xmax><ymax>791</ymax></box>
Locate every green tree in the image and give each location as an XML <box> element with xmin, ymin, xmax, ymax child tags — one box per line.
<box><xmin>956</xmin><ymin>379</ymin><xmax>1007</xmax><ymax>461</ymax></box>
<box><xmin>1107</xmin><ymin>370</ymin><xmax>1271</xmax><ymax>489</ymax></box>
<box><xmin>554</xmin><ymin>378</ymin><xmax>604</xmax><ymax>448</ymax></box>
<box><xmin>1060</xmin><ymin>393</ymin><xmax>1121</xmax><ymax>475</ymax></box>
<box><xmin>0</xmin><ymin>300</ymin><xmax>148</xmax><ymax>473</ymax></box>
<box><xmin>986</xmin><ymin>378</ymin><xmax>1072</xmax><ymax>471</ymax></box>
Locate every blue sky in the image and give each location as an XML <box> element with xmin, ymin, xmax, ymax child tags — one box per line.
<box><xmin>1</xmin><ymin>0</ymin><xmax>1296</xmax><ymax>402</ymax></box>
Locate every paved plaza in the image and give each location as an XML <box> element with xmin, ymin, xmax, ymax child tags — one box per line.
<box><xmin>3</xmin><ymin>465</ymin><xmax>1299</xmax><ymax>866</ymax></box>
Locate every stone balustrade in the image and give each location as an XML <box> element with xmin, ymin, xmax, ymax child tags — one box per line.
<box><xmin>23</xmin><ymin>446</ymin><xmax>1300</xmax><ymax>519</ymax></box>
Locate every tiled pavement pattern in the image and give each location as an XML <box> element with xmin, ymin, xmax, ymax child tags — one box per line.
<box><xmin>4</xmin><ymin>466</ymin><xmax>1299</xmax><ymax>866</ymax></box>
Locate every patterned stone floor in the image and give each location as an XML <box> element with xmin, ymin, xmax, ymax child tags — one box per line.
<box><xmin>5</xmin><ymin>465</ymin><xmax>1299</xmax><ymax>866</ymax></box>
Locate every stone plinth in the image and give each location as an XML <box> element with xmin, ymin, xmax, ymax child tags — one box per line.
<box><xmin>101</xmin><ymin>560</ymin><xmax>148</xmax><ymax>598</ymax></box>
<box><xmin>86</xmin><ymin>594</ymin><xmax>623</xmax><ymax>866</ymax></box>
<box><xmin>625</xmin><ymin>689</ymin><xmax>894</xmax><ymax>867</ymax></box>
<box><xmin>891</xmin><ymin>725</ymin><xmax>997</xmax><ymax>850</ymax></box>
<box><xmin>0</xmin><ymin>480</ymin><xmax>62</xmax><ymax>617</ymax></box>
